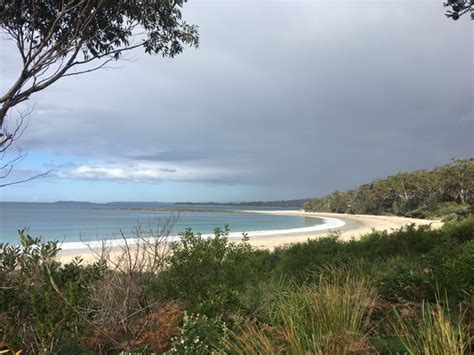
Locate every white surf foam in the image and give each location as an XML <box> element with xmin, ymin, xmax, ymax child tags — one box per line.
<box><xmin>59</xmin><ymin>215</ymin><xmax>346</xmax><ymax>251</ymax></box>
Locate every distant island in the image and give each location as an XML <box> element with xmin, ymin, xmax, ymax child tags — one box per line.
<box><xmin>46</xmin><ymin>200</ymin><xmax>309</xmax><ymax>209</ymax></box>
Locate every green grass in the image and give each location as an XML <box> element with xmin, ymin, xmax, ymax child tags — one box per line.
<box><xmin>394</xmin><ymin>301</ymin><xmax>471</xmax><ymax>354</ymax></box>
<box><xmin>224</xmin><ymin>271</ymin><xmax>377</xmax><ymax>354</ymax></box>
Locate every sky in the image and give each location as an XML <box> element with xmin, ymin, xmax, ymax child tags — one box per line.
<box><xmin>0</xmin><ymin>0</ymin><xmax>473</xmax><ymax>203</ymax></box>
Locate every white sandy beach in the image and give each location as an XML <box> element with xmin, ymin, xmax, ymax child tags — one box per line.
<box><xmin>58</xmin><ymin>210</ymin><xmax>442</xmax><ymax>264</ymax></box>
<box><xmin>242</xmin><ymin>210</ymin><xmax>443</xmax><ymax>249</ymax></box>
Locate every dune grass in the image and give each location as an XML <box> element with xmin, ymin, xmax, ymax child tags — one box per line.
<box><xmin>224</xmin><ymin>271</ymin><xmax>377</xmax><ymax>354</ymax></box>
<box><xmin>394</xmin><ymin>301</ymin><xmax>471</xmax><ymax>355</ymax></box>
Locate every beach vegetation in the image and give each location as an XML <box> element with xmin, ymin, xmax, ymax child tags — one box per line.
<box><xmin>1</xmin><ymin>218</ymin><xmax>473</xmax><ymax>353</ymax></box>
<box><xmin>305</xmin><ymin>158</ymin><xmax>474</xmax><ymax>220</ymax></box>
<box><xmin>146</xmin><ymin>225</ymin><xmax>258</xmax><ymax>317</ymax></box>
<box><xmin>393</xmin><ymin>301</ymin><xmax>471</xmax><ymax>354</ymax></box>
<box><xmin>167</xmin><ymin>312</ymin><xmax>228</xmax><ymax>354</ymax></box>
<box><xmin>224</xmin><ymin>272</ymin><xmax>377</xmax><ymax>354</ymax></box>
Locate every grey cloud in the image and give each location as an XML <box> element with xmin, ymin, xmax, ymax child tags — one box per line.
<box><xmin>2</xmin><ymin>1</ymin><xmax>472</xmax><ymax>199</ymax></box>
<box><xmin>133</xmin><ymin>150</ymin><xmax>211</xmax><ymax>162</ymax></box>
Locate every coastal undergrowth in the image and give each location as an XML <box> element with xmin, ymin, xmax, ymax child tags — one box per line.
<box><xmin>0</xmin><ymin>218</ymin><xmax>473</xmax><ymax>353</ymax></box>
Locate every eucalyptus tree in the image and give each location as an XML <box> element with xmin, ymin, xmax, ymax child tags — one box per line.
<box><xmin>0</xmin><ymin>0</ymin><xmax>198</xmax><ymax>183</ymax></box>
<box><xmin>444</xmin><ymin>0</ymin><xmax>473</xmax><ymax>20</ymax></box>
<box><xmin>304</xmin><ymin>159</ymin><xmax>474</xmax><ymax>218</ymax></box>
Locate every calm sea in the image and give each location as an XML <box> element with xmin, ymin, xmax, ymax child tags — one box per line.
<box><xmin>0</xmin><ymin>202</ymin><xmax>321</xmax><ymax>246</ymax></box>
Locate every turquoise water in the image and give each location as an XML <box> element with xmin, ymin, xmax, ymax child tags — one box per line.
<box><xmin>0</xmin><ymin>202</ymin><xmax>321</xmax><ymax>246</ymax></box>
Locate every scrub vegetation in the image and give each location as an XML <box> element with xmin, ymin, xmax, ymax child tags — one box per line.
<box><xmin>1</xmin><ymin>217</ymin><xmax>473</xmax><ymax>353</ymax></box>
<box><xmin>305</xmin><ymin>158</ymin><xmax>473</xmax><ymax>221</ymax></box>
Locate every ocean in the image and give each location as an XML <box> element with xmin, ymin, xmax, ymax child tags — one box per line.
<box><xmin>0</xmin><ymin>202</ymin><xmax>323</xmax><ymax>247</ymax></box>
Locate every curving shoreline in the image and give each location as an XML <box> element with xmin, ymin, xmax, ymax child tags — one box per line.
<box><xmin>58</xmin><ymin>210</ymin><xmax>442</xmax><ymax>263</ymax></box>
<box><xmin>242</xmin><ymin>210</ymin><xmax>443</xmax><ymax>249</ymax></box>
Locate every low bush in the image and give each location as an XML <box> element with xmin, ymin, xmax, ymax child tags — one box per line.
<box><xmin>273</xmin><ymin>232</ymin><xmax>349</xmax><ymax>281</ymax></box>
<box><xmin>267</xmin><ymin>220</ymin><xmax>474</xmax><ymax>303</ymax></box>
<box><xmin>441</xmin><ymin>216</ymin><xmax>474</xmax><ymax>243</ymax></box>
<box><xmin>167</xmin><ymin>312</ymin><xmax>228</xmax><ymax>354</ymax></box>
<box><xmin>424</xmin><ymin>241</ymin><xmax>474</xmax><ymax>302</ymax></box>
<box><xmin>146</xmin><ymin>226</ymin><xmax>256</xmax><ymax>317</ymax></box>
<box><xmin>0</xmin><ymin>229</ymin><xmax>104</xmax><ymax>353</ymax></box>
<box><xmin>356</xmin><ymin>224</ymin><xmax>443</xmax><ymax>259</ymax></box>
<box><xmin>377</xmin><ymin>257</ymin><xmax>435</xmax><ymax>302</ymax></box>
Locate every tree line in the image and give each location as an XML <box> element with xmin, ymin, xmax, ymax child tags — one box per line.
<box><xmin>304</xmin><ymin>158</ymin><xmax>473</xmax><ymax>219</ymax></box>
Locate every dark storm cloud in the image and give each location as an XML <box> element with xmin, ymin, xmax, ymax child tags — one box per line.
<box><xmin>2</xmin><ymin>0</ymin><xmax>472</xmax><ymax>199</ymax></box>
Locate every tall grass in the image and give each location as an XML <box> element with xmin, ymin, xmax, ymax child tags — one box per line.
<box><xmin>225</xmin><ymin>271</ymin><xmax>377</xmax><ymax>354</ymax></box>
<box><xmin>394</xmin><ymin>301</ymin><xmax>472</xmax><ymax>355</ymax></box>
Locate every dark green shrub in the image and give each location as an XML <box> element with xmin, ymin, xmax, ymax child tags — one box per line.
<box><xmin>0</xmin><ymin>229</ymin><xmax>104</xmax><ymax>353</ymax></box>
<box><xmin>377</xmin><ymin>258</ymin><xmax>435</xmax><ymax>302</ymax></box>
<box><xmin>441</xmin><ymin>216</ymin><xmax>474</xmax><ymax>243</ymax></box>
<box><xmin>423</xmin><ymin>241</ymin><xmax>474</xmax><ymax>302</ymax></box>
<box><xmin>244</xmin><ymin>248</ymin><xmax>280</xmax><ymax>277</ymax></box>
<box><xmin>274</xmin><ymin>233</ymin><xmax>349</xmax><ymax>281</ymax></box>
<box><xmin>357</xmin><ymin>224</ymin><xmax>442</xmax><ymax>259</ymax></box>
<box><xmin>271</xmin><ymin>222</ymin><xmax>474</xmax><ymax>303</ymax></box>
<box><xmin>147</xmin><ymin>226</ymin><xmax>256</xmax><ymax>317</ymax></box>
<box><xmin>376</xmin><ymin>241</ymin><xmax>474</xmax><ymax>303</ymax></box>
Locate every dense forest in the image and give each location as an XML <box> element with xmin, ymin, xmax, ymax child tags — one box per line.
<box><xmin>305</xmin><ymin>158</ymin><xmax>473</xmax><ymax>220</ymax></box>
